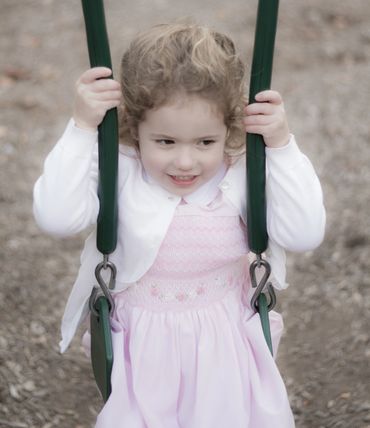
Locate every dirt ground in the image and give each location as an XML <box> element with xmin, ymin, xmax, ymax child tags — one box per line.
<box><xmin>0</xmin><ymin>0</ymin><xmax>369</xmax><ymax>427</ymax></box>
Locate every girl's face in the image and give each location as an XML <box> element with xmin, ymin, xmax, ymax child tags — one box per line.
<box><xmin>137</xmin><ymin>95</ymin><xmax>228</xmax><ymax>197</ymax></box>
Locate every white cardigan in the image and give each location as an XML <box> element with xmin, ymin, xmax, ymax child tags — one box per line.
<box><xmin>33</xmin><ymin>120</ymin><xmax>326</xmax><ymax>352</ymax></box>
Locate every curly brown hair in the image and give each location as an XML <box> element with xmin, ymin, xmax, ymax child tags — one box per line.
<box><xmin>119</xmin><ymin>23</ymin><xmax>246</xmax><ymax>158</ymax></box>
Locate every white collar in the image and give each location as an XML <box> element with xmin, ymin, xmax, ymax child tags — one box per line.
<box><xmin>182</xmin><ymin>163</ymin><xmax>227</xmax><ymax>205</ymax></box>
<box><xmin>144</xmin><ymin>163</ymin><xmax>227</xmax><ymax>206</ymax></box>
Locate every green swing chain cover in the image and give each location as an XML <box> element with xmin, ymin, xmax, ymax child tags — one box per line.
<box><xmin>81</xmin><ymin>0</ymin><xmax>118</xmax><ymax>401</ymax></box>
<box><xmin>247</xmin><ymin>0</ymin><xmax>280</xmax><ymax>354</ymax></box>
<box><xmin>247</xmin><ymin>0</ymin><xmax>279</xmax><ymax>255</ymax></box>
<box><xmin>81</xmin><ymin>0</ymin><xmax>119</xmax><ymax>256</ymax></box>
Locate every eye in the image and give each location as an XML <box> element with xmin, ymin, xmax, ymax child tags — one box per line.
<box><xmin>198</xmin><ymin>139</ymin><xmax>216</xmax><ymax>147</ymax></box>
<box><xmin>155</xmin><ymin>139</ymin><xmax>175</xmax><ymax>146</ymax></box>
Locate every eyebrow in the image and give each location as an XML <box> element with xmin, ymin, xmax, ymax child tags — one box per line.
<box><xmin>150</xmin><ymin>133</ymin><xmax>220</xmax><ymax>140</ymax></box>
<box><xmin>150</xmin><ymin>133</ymin><xmax>175</xmax><ymax>139</ymax></box>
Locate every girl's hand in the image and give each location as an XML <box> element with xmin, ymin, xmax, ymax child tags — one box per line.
<box><xmin>72</xmin><ymin>67</ymin><xmax>121</xmax><ymax>132</ymax></box>
<box><xmin>243</xmin><ymin>90</ymin><xmax>290</xmax><ymax>148</ymax></box>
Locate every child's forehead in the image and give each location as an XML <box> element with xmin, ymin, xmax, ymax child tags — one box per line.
<box><xmin>139</xmin><ymin>95</ymin><xmax>227</xmax><ymax>140</ymax></box>
<box><xmin>152</xmin><ymin>92</ymin><xmax>224</xmax><ymax>116</ymax></box>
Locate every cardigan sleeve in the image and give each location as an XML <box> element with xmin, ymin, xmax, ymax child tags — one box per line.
<box><xmin>33</xmin><ymin>119</ymin><xmax>100</xmax><ymax>237</ymax></box>
<box><xmin>265</xmin><ymin>135</ymin><xmax>326</xmax><ymax>252</ymax></box>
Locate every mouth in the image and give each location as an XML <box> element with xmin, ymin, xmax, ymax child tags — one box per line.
<box><xmin>168</xmin><ymin>174</ymin><xmax>198</xmax><ymax>186</ymax></box>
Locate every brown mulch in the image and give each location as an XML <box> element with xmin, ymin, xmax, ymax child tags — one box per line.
<box><xmin>1</xmin><ymin>0</ymin><xmax>369</xmax><ymax>427</ymax></box>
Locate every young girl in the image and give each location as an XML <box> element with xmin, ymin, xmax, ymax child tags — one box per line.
<box><xmin>33</xmin><ymin>23</ymin><xmax>325</xmax><ymax>428</ymax></box>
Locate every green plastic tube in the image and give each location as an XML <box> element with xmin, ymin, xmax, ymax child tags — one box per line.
<box><xmin>81</xmin><ymin>0</ymin><xmax>119</xmax><ymax>255</ymax></box>
<box><xmin>247</xmin><ymin>0</ymin><xmax>280</xmax><ymax>255</ymax></box>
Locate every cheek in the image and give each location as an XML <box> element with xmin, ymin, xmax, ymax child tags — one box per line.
<box><xmin>202</xmin><ymin>151</ymin><xmax>225</xmax><ymax>179</ymax></box>
<box><xmin>140</xmin><ymin>148</ymin><xmax>166</xmax><ymax>177</ymax></box>
<box><xmin>210</xmin><ymin>146</ymin><xmax>226</xmax><ymax>169</ymax></box>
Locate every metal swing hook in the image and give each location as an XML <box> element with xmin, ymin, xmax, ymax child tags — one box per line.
<box><xmin>250</xmin><ymin>255</ymin><xmax>276</xmax><ymax>312</ymax></box>
<box><xmin>89</xmin><ymin>257</ymin><xmax>117</xmax><ymax>317</ymax></box>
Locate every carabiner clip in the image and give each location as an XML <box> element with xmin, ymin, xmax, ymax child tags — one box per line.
<box><xmin>250</xmin><ymin>255</ymin><xmax>276</xmax><ymax>312</ymax></box>
<box><xmin>89</xmin><ymin>257</ymin><xmax>117</xmax><ymax>317</ymax></box>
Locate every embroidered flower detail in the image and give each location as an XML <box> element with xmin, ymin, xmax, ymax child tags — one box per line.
<box><xmin>196</xmin><ymin>286</ymin><xmax>205</xmax><ymax>295</ymax></box>
<box><xmin>176</xmin><ymin>293</ymin><xmax>187</xmax><ymax>302</ymax></box>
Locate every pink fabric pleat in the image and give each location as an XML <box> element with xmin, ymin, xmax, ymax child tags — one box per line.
<box><xmin>94</xmin><ymin>291</ymin><xmax>294</xmax><ymax>428</ymax></box>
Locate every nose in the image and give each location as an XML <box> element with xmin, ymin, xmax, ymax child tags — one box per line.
<box><xmin>174</xmin><ymin>146</ymin><xmax>194</xmax><ymax>171</ymax></box>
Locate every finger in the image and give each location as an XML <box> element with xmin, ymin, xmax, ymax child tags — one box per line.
<box><xmin>91</xmin><ymin>90</ymin><xmax>122</xmax><ymax>102</ymax></box>
<box><xmin>245</xmin><ymin>125</ymin><xmax>264</xmax><ymax>135</ymax></box>
<box><xmin>245</xmin><ymin>122</ymin><xmax>276</xmax><ymax>136</ymax></box>
<box><xmin>244</xmin><ymin>102</ymin><xmax>276</xmax><ymax>116</ymax></box>
<box><xmin>102</xmin><ymin>99</ymin><xmax>121</xmax><ymax>110</ymax></box>
<box><xmin>244</xmin><ymin>114</ymin><xmax>272</xmax><ymax>127</ymax></box>
<box><xmin>90</xmin><ymin>79</ymin><xmax>121</xmax><ymax>92</ymax></box>
<box><xmin>79</xmin><ymin>67</ymin><xmax>113</xmax><ymax>84</ymax></box>
<box><xmin>91</xmin><ymin>100</ymin><xmax>121</xmax><ymax>115</ymax></box>
<box><xmin>255</xmin><ymin>90</ymin><xmax>283</xmax><ymax>105</ymax></box>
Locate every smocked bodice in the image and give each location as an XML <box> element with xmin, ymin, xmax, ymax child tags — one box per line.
<box><xmin>121</xmin><ymin>197</ymin><xmax>249</xmax><ymax>310</ymax></box>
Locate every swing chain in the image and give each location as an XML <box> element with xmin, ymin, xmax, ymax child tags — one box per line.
<box><xmin>250</xmin><ymin>254</ymin><xmax>276</xmax><ymax>312</ymax></box>
<box><xmin>89</xmin><ymin>256</ymin><xmax>116</xmax><ymax>317</ymax></box>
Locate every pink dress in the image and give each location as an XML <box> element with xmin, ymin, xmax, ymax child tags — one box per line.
<box><xmin>94</xmin><ymin>196</ymin><xmax>295</xmax><ymax>428</ymax></box>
